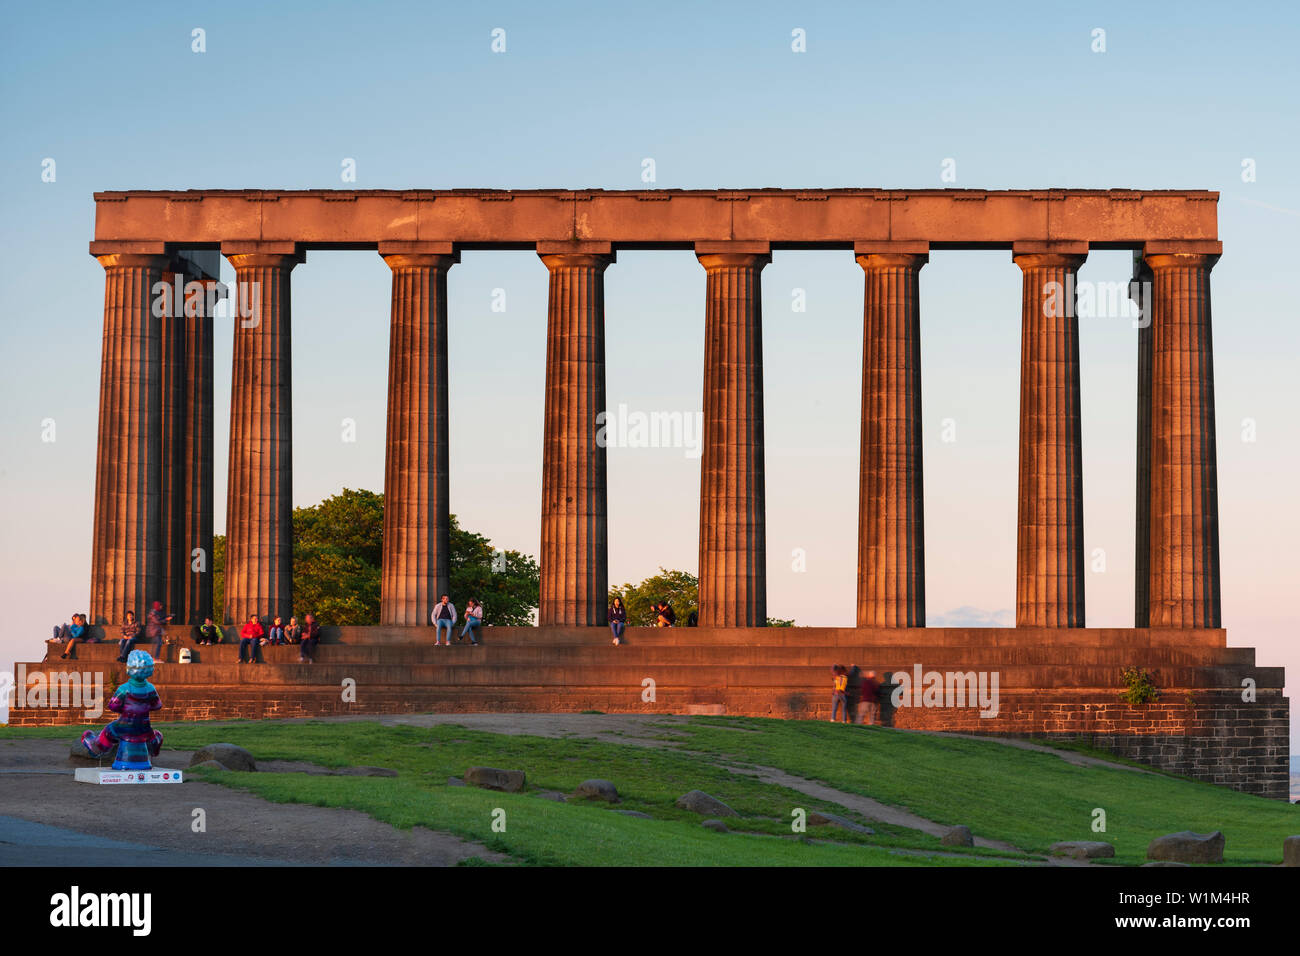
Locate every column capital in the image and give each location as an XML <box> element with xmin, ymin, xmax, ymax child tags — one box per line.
<box><xmin>695</xmin><ymin>240</ymin><xmax>770</xmax><ymax>270</ymax></box>
<box><xmin>1142</xmin><ymin>240</ymin><xmax>1222</xmax><ymax>271</ymax></box>
<box><xmin>855</xmin><ymin>240</ymin><xmax>929</xmax><ymax>269</ymax></box>
<box><xmin>89</xmin><ymin>240</ymin><xmax>171</xmax><ymax>270</ymax></box>
<box><xmin>380</xmin><ymin>241</ymin><xmax>460</xmax><ymax>271</ymax></box>
<box><xmin>537</xmin><ymin>240</ymin><xmax>615</xmax><ymax>271</ymax></box>
<box><xmin>220</xmin><ymin>241</ymin><xmax>305</xmax><ymax>269</ymax></box>
<box><xmin>1012</xmin><ymin>240</ymin><xmax>1088</xmax><ymax>270</ymax></box>
<box><xmin>378</xmin><ymin>240</ymin><xmax>459</xmax><ymax>269</ymax></box>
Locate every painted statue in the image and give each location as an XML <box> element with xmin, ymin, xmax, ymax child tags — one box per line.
<box><xmin>80</xmin><ymin>650</ymin><xmax>164</xmax><ymax>770</ymax></box>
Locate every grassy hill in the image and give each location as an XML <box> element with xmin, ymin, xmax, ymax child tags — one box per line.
<box><xmin>5</xmin><ymin>716</ymin><xmax>1295</xmax><ymax>866</ymax></box>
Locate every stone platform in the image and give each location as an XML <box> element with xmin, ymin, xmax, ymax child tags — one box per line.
<box><xmin>12</xmin><ymin>626</ymin><xmax>1289</xmax><ymax>799</ymax></box>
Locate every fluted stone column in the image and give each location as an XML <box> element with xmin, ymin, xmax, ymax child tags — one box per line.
<box><xmin>221</xmin><ymin>242</ymin><xmax>301</xmax><ymax>625</ymax></box>
<box><xmin>158</xmin><ymin>269</ymin><xmax>188</xmax><ymax>624</ymax></box>
<box><xmin>1144</xmin><ymin>244</ymin><xmax>1222</xmax><ymax>627</ymax></box>
<box><xmin>855</xmin><ymin>244</ymin><xmax>927</xmax><ymax>627</ymax></box>
<box><xmin>183</xmin><ymin>275</ymin><xmax>216</xmax><ymax>625</ymax></box>
<box><xmin>696</xmin><ymin>243</ymin><xmax>769</xmax><ymax>628</ymax></box>
<box><xmin>1131</xmin><ymin>254</ymin><xmax>1154</xmax><ymax>627</ymax></box>
<box><xmin>538</xmin><ymin>243</ymin><xmax>613</xmax><ymax>626</ymax></box>
<box><xmin>88</xmin><ymin>245</ymin><xmax>170</xmax><ymax>626</ymax></box>
<box><xmin>379</xmin><ymin>243</ymin><xmax>457</xmax><ymax>626</ymax></box>
<box><xmin>1014</xmin><ymin>243</ymin><xmax>1087</xmax><ymax>628</ymax></box>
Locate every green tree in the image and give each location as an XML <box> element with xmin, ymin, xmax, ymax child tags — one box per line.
<box><xmin>211</xmin><ymin>488</ymin><xmax>540</xmax><ymax>626</ymax></box>
<box><xmin>609</xmin><ymin>568</ymin><xmax>699</xmax><ymax>626</ymax></box>
<box><xmin>449</xmin><ymin>521</ymin><xmax>540</xmax><ymax>626</ymax></box>
<box><xmin>609</xmin><ymin>568</ymin><xmax>795</xmax><ymax>626</ymax></box>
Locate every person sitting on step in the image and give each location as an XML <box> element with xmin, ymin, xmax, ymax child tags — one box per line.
<box><xmin>238</xmin><ymin>614</ymin><xmax>264</xmax><ymax>664</ymax></box>
<box><xmin>431</xmin><ymin>595</ymin><xmax>457</xmax><ymax>646</ymax></box>
<box><xmin>197</xmin><ymin>617</ymin><xmax>222</xmax><ymax>645</ymax></box>
<box><xmin>459</xmin><ymin>599</ymin><xmax>483</xmax><ymax>645</ymax></box>
<box><xmin>116</xmin><ymin>611</ymin><xmax>141</xmax><ymax>663</ymax></box>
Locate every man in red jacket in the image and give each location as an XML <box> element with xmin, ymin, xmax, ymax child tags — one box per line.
<box><xmin>238</xmin><ymin>615</ymin><xmax>264</xmax><ymax>664</ymax></box>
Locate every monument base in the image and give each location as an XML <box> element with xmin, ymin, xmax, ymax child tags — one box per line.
<box><xmin>20</xmin><ymin>625</ymin><xmax>1288</xmax><ymax>798</ymax></box>
<box><xmin>74</xmin><ymin>767</ymin><xmax>184</xmax><ymax>785</ymax></box>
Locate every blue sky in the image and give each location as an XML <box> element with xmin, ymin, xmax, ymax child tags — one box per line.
<box><xmin>1</xmin><ymin>1</ymin><xmax>1297</xmax><ymax>749</ymax></box>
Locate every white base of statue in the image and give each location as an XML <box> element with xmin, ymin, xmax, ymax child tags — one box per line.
<box><xmin>74</xmin><ymin>767</ymin><xmax>184</xmax><ymax>785</ymax></box>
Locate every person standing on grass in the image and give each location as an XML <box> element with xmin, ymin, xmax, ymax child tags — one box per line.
<box><xmin>431</xmin><ymin>595</ymin><xmax>457</xmax><ymax>646</ymax></box>
<box><xmin>861</xmin><ymin>670</ymin><xmax>881</xmax><ymax>726</ymax></box>
<box><xmin>830</xmin><ymin>665</ymin><xmax>849</xmax><ymax>723</ymax></box>
<box><xmin>300</xmin><ymin>613</ymin><xmax>321</xmax><ymax>663</ymax></box>
<box><xmin>238</xmin><ymin>614</ymin><xmax>264</xmax><ymax>664</ymax></box>
<box><xmin>609</xmin><ymin>596</ymin><xmax>627</xmax><ymax>645</ymax></box>
<box><xmin>116</xmin><ymin>611</ymin><xmax>141</xmax><ymax>663</ymax></box>
<box><xmin>845</xmin><ymin>664</ymin><xmax>862</xmax><ymax>725</ymax></box>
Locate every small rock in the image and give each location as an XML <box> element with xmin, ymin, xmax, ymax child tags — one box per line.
<box><xmin>535</xmin><ymin>790</ymin><xmax>567</xmax><ymax>802</ymax></box>
<box><xmin>1050</xmin><ymin>840</ymin><xmax>1115</xmax><ymax>860</ymax></box>
<box><xmin>1142</xmin><ymin>861</ymin><xmax>1190</xmax><ymax>867</ymax></box>
<box><xmin>701</xmin><ymin>819</ymin><xmax>729</xmax><ymax>833</ymax></box>
<box><xmin>572</xmin><ymin>779</ymin><xmax>620</xmax><ymax>802</ymax></box>
<box><xmin>941</xmin><ymin>825</ymin><xmax>974</xmax><ymax>847</ymax></box>
<box><xmin>807</xmin><ymin>811</ymin><xmax>874</xmax><ymax>835</ymax></box>
<box><xmin>1282</xmin><ymin>836</ymin><xmax>1300</xmax><ymax>867</ymax></box>
<box><xmin>447</xmin><ymin>776</ymin><xmax>466</xmax><ymax>787</ymax></box>
<box><xmin>189</xmin><ymin>744</ymin><xmax>256</xmax><ymax>772</ymax></box>
<box><xmin>464</xmin><ymin>766</ymin><xmax>526</xmax><ymax>793</ymax></box>
<box><xmin>69</xmin><ymin>742</ymin><xmax>102</xmax><ymax>763</ymax></box>
<box><xmin>614</xmin><ymin>810</ymin><xmax>653</xmax><ymax>819</ymax></box>
<box><xmin>1147</xmin><ymin>830</ymin><xmax>1224</xmax><ymax>864</ymax></box>
<box><xmin>675</xmin><ymin>789</ymin><xmax>737</xmax><ymax>817</ymax></box>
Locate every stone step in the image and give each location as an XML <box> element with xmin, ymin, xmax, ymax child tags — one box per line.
<box><xmin>43</xmin><ymin>641</ymin><xmax>1253</xmax><ymax>668</ymax></box>
<box><xmin>59</xmin><ymin>624</ymin><xmax>1230</xmax><ymax>649</ymax></box>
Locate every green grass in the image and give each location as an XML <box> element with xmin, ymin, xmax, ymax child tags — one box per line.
<box><xmin>5</xmin><ymin>716</ymin><xmax>1293</xmax><ymax>866</ymax></box>
<box><xmin>665</xmin><ymin>716</ymin><xmax>1299</xmax><ymax>865</ymax></box>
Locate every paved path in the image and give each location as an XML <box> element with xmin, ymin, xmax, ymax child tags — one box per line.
<box><xmin>0</xmin><ymin>740</ymin><xmax>509</xmax><ymax>867</ymax></box>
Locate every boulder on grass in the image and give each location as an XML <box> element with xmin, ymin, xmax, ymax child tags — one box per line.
<box><xmin>701</xmin><ymin>819</ymin><xmax>729</xmax><ymax>833</ymax></box>
<box><xmin>464</xmin><ymin>767</ymin><xmax>526</xmax><ymax>792</ymax></box>
<box><xmin>941</xmin><ymin>825</ymin><xmax>974</xmax><ymax>847</ymax></box>
<box><xmin>1283</xmin><ymin>836</ymin><xmax>1300</xmax><ymax>867</ymax></box>
<box><xmin>1146</xmin><ymin>830</ymin><xmax>1224</xmax><ymax>864</ymax></box>
<box><xmin>675</xmin><ymin>790</ymin><xmax>737</xmax><ymax>817</ymax></box>
<box><xmin>189</xmin><ymin>744</ymin><xmax>256</xmax><ymax>772</ymax></box>
<box><xmin>1050</xmin><ymin>840</ymin><xmax>1115</xmax><ymax>860</ymax></box>
<box><xmin>807</xmin><ymin>811</ymin><xmax>874</xmax><ymax>835</ymax></box>
<box><xmin>447</xmin><ymin>776</ymin><xmax>466</xmax><ymax>787</ymax></box>
<box><xmin>535</xmin><ymin>790</ymin><xmax>567</xmax><ymax>802</ymax></box>
<box><xmin>69</xmin><ymin>742</ymin><xmax>102</xmax><ymax>763</ymax></box>
<box><xmin>571</xmin><ymin>779</ymin><xmax>620</xmax><ymax>802</ymax></box>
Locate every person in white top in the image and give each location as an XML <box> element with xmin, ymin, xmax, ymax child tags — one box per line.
<box><xmin>460</xmin><ymin>599</ymin><xmax>483</xmax><ymax>645</ymax></box>
<box><xmin>431</xmin><ymin>595</ymin><xmax>457</xmax><ymax>646</ymax></box>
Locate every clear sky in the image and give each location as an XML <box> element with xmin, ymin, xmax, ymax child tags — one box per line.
<box><xmin>1</xmin><ymin>1</ymin><xmax>1296</xmax><ymax>750</ymax></box>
